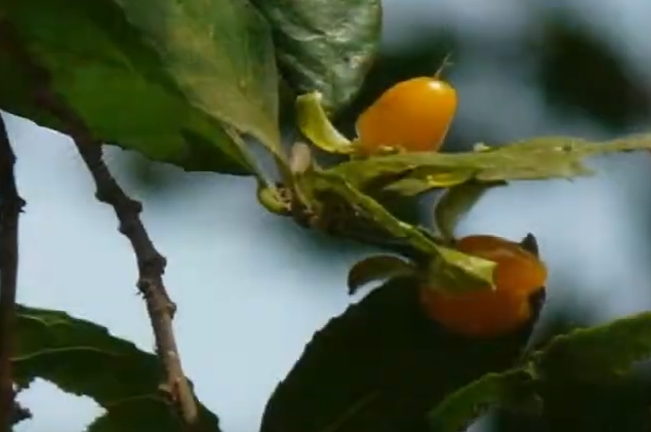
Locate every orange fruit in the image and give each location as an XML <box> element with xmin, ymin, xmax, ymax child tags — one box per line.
<box><xmin>355</xmin><ymin>77</ymin><xmax>457</xmax><ymax>155</ymax></box>
<box><xmin>419</xmin><ymin>234</ymin><xmax>547</xmax><ymax>337</ymax></box>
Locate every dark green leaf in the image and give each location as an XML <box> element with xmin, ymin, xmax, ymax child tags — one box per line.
<box><xmin>428</xmin><ymin>369</ymin><xmax>539</xmax><ymax>432</ymax></box>
<box><xmin>260</xmin><ymin>277</ymin><xmax>538</xmax><ymax>432</ymax></box>
<box><xmin>428</xmin><ymin>306</ymin><xmax>651</xmax><ymax>432</ymax></box>
<box><xmin>527</xmin><ymin>378</ymin><xmax>651</xmax><ymax>432</ymax></box>
<box><xmin>434</xmin><ymin>182</ymin><xmax>505</xmax><ymax>241</ymax></box>
<box><xmin>347</xmin><ymin>255</ymin><xmax>416</xmax><ymax>295</ymax></box>
<box><xmin>253</xmin><ymin>0</ymin><xmax>381</xmax><ymax>114</ymax></box>
<box><xmin>13</xmin><ymin>305</ymin><xmax>221</xmax><ymax>432</ymax></box>
<box><xmin>330</xmin><ymin>134</ymin><xmax>651</xmax><ymax>190</ymax></box>
<box><xmin>87</xmin><ymin>397</ymin><xmax>221</xmax><ymax>432</ymax></box>
<box><xmin>534</xmin><ymin>311</ymin><xmax>651</xmax><ymax>382</ymax></box>
<box><xmin>1</xmin><ymin>0</ymin><xmax>276</xmax><ymax>175</ymax></box>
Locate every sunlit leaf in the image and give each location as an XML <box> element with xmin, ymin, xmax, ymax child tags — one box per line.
<box><xmin>381</xmin><ymin>169</ymin><xmax>476</xmax><ymax>196</ymax></box>
<box><xmin>13</xmin><ymin>305</ymin><xmax>221</xmax><ymax>432</ymax></box>
<box><xmin>253</xmin><ymin>0</ymin><xmax>381</xmax><ymax>114</ymax></box>
<box><xmin>296</xmin><ymin>92</ymin><xmax>356</xmax><ymax>154</ymax></box>
<box><xmin>0</xmin><ymin>0</ymin><xmax>276</xmax><ymax>175</ymax></box>
<box><xmin>331</xmin><ymin>134</ymin><xmax>651</xmax><ymax>190</ymax></box>
<box><xmin>305</xmin><ymin>170</ymin><xmax>497</xmax><ymax>293</ymax></box>
<box><xmin>347</xmin><ymin>255</ymin><xmax>416</xmax><ymax>295</ymax></box>
<box><xmin>424</xmin><ymin>245</ymin><xmax>497</xmax><ymax>294</ymax></box>
<box><xmin>113</xmin><ymin>0</ymin><xmax>281</xmax><ymax>152</ymax></box>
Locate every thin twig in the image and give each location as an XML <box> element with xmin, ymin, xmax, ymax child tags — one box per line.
<box><xmin>0</xmin><ymin>114</ymin><xmax>25</xmax><ymax>431</ymax></box>
<box><xmin>0</xmin><ymin>22</ymin><xmax>199</xmax><ymax>428</ymax></box>
<box><xmin>73</xmin><ymin>135</ymin><xmax>199</xmax><ymax>426</ymax></box>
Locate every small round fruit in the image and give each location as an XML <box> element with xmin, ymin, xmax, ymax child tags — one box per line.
<box><xmin>419</xmin><ymin>234</ymin><xmax>547</xmax><ymax>338</ymax></box>
<box><xmin>355</xmin><ymin>76</ymin><xmax>457</xmax><ymax>155</ymax></box>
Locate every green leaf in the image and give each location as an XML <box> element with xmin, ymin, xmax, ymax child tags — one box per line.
<box><xmin>330</xmin><ymin>134</ymin><xmax>651</xmax><ymax>190</ymax></box>
<box><xmin>306</xmin><ymin>170</ymin><xmax>497</xmax><ymax>293</ymax></box>
<box><xmin>434</xmin><ymin>182</ymin><xmax>505</xmax><ymax>241</ymax></box>
<box><xmin>13</xmin><ymin>305</ymin><xmax>221</xmax><ymax>432</ymax></box>
<box><xmin>380</xmin><ymin>169</ymin><xmax>476</xmax><ymax>197</ymax></box>
<box><xmin>1</xmin><ymin>0</ymin><xmax>275</xmax><ymax>175</ymax></box>
<box><xmin>424</xmin><ymin>246</ymin><xmax>497</xmax><ymax>294</ymax></box>
<box><xmin>534</xmin><ymin>311</ymin><xmax>651</xmax><ymax>382</ymax></box>
<box><xmin>257</xmin><ymin>183</ymin><xmax>291</xmax><ymax>215</ymax></box>
<box><xmin>260</xmin><ymin>277</ymin><xmax>538</xmax><ymax>432</ymax></box>
<box><xmin>427</xmin><ymin>309</ymin><xmax>651</xmax><ymax>432</ymax></box>
<box><xmin>296</xmin><ymin>92</ymin><xmax>356</xmax><ymax>155</ymax></box>
<box><xmin>113</xmin><ymin>0</ymin><xmax>281</xmax><ymax>152</ymax></box>
<box><xmin>252</xmin><ymin>0</ymin><xmax>381</xmax><ymax>114</ymax></box>
<box><xmin>347</xmin><ymin>255</ymin><xmax>416</xmax><ymax>295</ymax></box>
<box><xmin>428</xmin><ymin>369</ymin><xmax>539</xmax><ymax>432</ymax></box>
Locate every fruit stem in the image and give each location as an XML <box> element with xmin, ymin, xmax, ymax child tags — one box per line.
<box><xmin>433</xmin><ymin>52</ymin><xmax>454</xmax><ymax>79</ymax></box>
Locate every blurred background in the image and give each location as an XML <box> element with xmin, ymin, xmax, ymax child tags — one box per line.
<box><xmin>8</xmin><ymin>0</ymin><xmax>651</xmax><ymax>431</ymax></box>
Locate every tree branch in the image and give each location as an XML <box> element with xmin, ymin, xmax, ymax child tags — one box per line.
<box><xmin>0</xmin><ymin>114</ymin><xmax>25</xmax><ymax>431</ymax></box>
<box><xmin>0</xmin><ymin>22</ymin><xmax>200</xmax><ymax>428</ymax></box>
<box><xmin>73</xmin><ymin>132</ymin><xmax>200</xmax><ymax>427</ymax></box>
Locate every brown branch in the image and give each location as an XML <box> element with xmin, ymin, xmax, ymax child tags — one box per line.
<box><xmin>0</xmin><ymin>22</ymin><xmax>199</xmax><ymax>428</ymax></box>
<box><xmin>0</xmin><ymin>114</ymin><xmax>25</xmax><ymax>431</ymax></box>
<box><xmin>72</xmin><ymin>132</ymin><xmax>200</xmax><ymax>427</ymax></box>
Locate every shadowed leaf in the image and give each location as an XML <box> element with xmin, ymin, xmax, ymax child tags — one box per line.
<box><xmin>426</xmin><ymin>310</ymin><xmax>651</xmax><ymax>432</ymax></box>
<box><xmin>252</xmin><ymin>0</ymin><xmax>381</xmax><ymax>114</ymax></box>
<box><xmin>347</xmin><ymin>255</ymin><xmax>416</xmax><ymax>295</ymax></box>
<box><xmin>428</xmin><ymin>369</ymin><xmax>539</xmax><ymax>432</ymax></box>
<box><xmin>87</xmin><ymin>397</ymin><xmax>220</xmax><ymax>432</ymax></box>
<box><xmin>12</xmin><ymin>305</ymin><xmax>221</xmax><ymax>432</ymax></box>
<box><xmin>260</xmin><ymin>277</ymin><xmax>540</xmax><ymax>432</ymax></box>
<box><xmin>535</xmin><ymin>311</ymin><xmax>651</xmax><ymax>381</ymax></box>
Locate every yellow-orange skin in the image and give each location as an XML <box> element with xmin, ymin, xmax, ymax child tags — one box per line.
<box><xmin>419</xmin><ymin>235</ymin><xmax>547</xmax><ymax>338</ymax></box>
<box><xmin>355</xmin><ymin>77</ymin><xmax>458</xmax><ymax>155</ymax></box>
